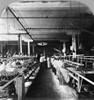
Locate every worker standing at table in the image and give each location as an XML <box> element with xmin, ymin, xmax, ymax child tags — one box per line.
<box><xmin>51</xmin><ymin>57</ymin><xmax>70</xmax><ymax>85</ymax></box>
<box><xmin>56</xmin><ymin>59</ymin><xmax>69</xmax><ymax>85</ymax></box>
<box><xmin>47</xmin><ymin>56</ymin><xmax>51</xmax><ymax>68</ymax></box>
<box><xmin>72</xmin><ymin>50</ymin><xmax>76</xmax><ymax>61</ymax></box>
<box><xmin>40</xmin><ymin>54</ymin><xmax>46</xmax><ymax>63</ymax></box>
<box><xmin>40</xmin><ymin>54</ymin><xmax>46</xmax><ymax>69</ymax></box>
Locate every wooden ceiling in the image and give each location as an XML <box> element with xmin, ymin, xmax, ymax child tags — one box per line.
<box><xmin>1</xmin><ymin>0</ymin><xmax>94</xmax><ymax>43</ymax></box>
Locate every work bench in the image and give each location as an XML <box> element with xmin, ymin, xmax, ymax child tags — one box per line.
<box><xmin>66</xmin><ymin>67</ymin><xmax>94</xmax><ymax>92</ymax></box>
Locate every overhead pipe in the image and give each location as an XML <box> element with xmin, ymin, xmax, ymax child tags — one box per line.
<box><xmin>7</xmin><ymin>7</ymin><xmax>35</xmax><ymax>42</ymax></box>
<box><xmin>1</xmin><ymin>16</ymin><xmax>87</xmax><ymax>19</ymax></box>
<box><xmin>70</xmin><ymin>23</ymin><xmax>94</xmax><ymax>34</ymax></box>
<box><xmin>0</xmin><ymin>33</ymin><xmax>27</xmax><ymax>35</ymax></box>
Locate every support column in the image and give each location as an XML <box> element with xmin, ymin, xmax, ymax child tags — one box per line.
<box><xmin>32</xmin><ymin>45</ymin><xmax>35</xmax><ymax>54</ymax></box>
<box><xmin>62</xmin><ymin>42</ymin><xmax>66</xmax><ymax>57</ymax></box>
<box><xmin>28</xmin><ymin>41</ymin><xmax>30</xmax><ymax>55</ymax></box>
<box><xmin>18</xmin><ymin>34</ymin><xmax>22</xmax><ymax>54</ymax></box>
<box><xmin>0</xmin><ymin>44</ymin><xmax>3</xmax><ymax>57</ymax></box>
<box><xmin>63</xmin><ymin>42</ymin><xmax>66</xmax><ymax>52</ymax></box>
<box><xmin>15</xmin><ymin>75</ymin><xmax>25</xmax><ymax>100</ymax></box>
<box><xmin>20</xmin><ymin>35</ymin><xmax>22</xmax><ymax>54</ymax></box>
<box><xmin>72</xmin><ymin>34</ymin><xmax>77</xmax><ymax>60</ymax></box>
<box><xmin>72</xmin><ymin>34</ymin><xmax>76</xmax><ymax>53</ymax></box>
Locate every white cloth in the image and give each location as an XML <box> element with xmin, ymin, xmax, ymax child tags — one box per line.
<box><xmin>55</xmin><ymin>60</ymin><xmax>64</xmax><ymax>79</ymax></box>
<box><xmin>40</xmin><ymin>56</ymin><xmax>45</xmax><ymax>62</ymax></box>
<box><xmin>11</xmin><ymin>61</ymin><xmax>16</xmax><ymax>67</ymax></box>
<box><xmin>0</xmin><ymin>62</ymin><xmax>6</xmax><ymax>71</ymax></box>
<box><xmin>52</xmin><ymin>59</ymin><xmax>58</xmax><ymax>69</ymax></box>
<box><xmin>73</xmin><ymin>52</ymin><xmax>76</xmax><ymax>58</ymax></box>
<box><xmin>59</xmin><ymin>67</ymin><xmax>70</xmax><ymax>83</ymax></box>
<box><xmin>51</xmin><ymin>57</ymin><xmax>55</xmax><ymax>66</ymax></box>
<box><xmin>51</xmin><ymin>58</ymin><xmax>69</xmax><ymax>83</ymax></box>
<box><xmin>47</xmin><ymin>57</ymin><xmax>51</xmax><ymax>68</ymax></box>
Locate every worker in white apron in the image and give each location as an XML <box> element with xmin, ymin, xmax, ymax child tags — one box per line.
<box><xmin>47</xmin><ymin>57</ymin><xmax>51</xmax><ymax>68</ymax></box>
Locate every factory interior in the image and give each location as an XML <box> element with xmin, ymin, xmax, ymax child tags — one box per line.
<box><xmin>0</xmin><ymin>0</ymin><xmax>94</xmax><ymax>100</ymax></box>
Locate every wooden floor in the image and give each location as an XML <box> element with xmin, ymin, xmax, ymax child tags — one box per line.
<box><xmin>24</xmin><ymin>61</ymin><xmax>94</xmax><ymax>100</ymax></box>
<box><xmin>24</xmin><ymin>62</ymin><xmax>77</xmax><ymax>100</ymax></box>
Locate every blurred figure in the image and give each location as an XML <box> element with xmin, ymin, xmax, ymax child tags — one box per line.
<box><xmin>37</xmin><ymin>54</ymin><xmax>40</xmax><ymax>62</ymax></box>
<box><xmin>40</xmin><ymin>54</ymin><xmax>46</xmax><ymax>63</ymax></box>
<box><xmin>39</xmin><ymin>54</ymin><xmax>46</xmax><ymax>69</ymax></box>
<box><xmin>47</xmin><ymin>56</ymin><xmax>51</xmax><ymax>68</ymax></box>
<box><xmin>72</xmin><ymin>50</ymin><xmax>76</xmax><ymax>62</ymax></box>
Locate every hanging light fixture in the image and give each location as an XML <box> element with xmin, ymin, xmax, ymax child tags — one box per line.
<box><xmin>37</xmin><ymin>42</ymin><xmax>47</xmax><ymax>46</ymax></box>
<box><xmin>37</xmin><ymin>42</ymin><xmax>48</xmax><ymax>55</ymax></box>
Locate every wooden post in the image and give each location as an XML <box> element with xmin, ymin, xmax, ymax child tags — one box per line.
<box><xmin>77</xmin><ymin>76</ymin><xmax>80</xmax><ymax>92</ymax></box>
<box><xmin>72</xmin><ymin>34</ymin><xmax>76</xmax><ymax>53</ymax></box>
<box><xmin>20</xmin><ymin>35</ymin><xmax>22</xmax><ymax>54</ymax></box>
<box><xmin>0</xmin><ymin>44</ymin><xmax>3</xmax><ymax>57</ymax></box>
<box><xmin>28</xmin><ymin>41</ymin><xmax>30</xmax><ymax>55</ymax></box>
<box><xmin>85</xmin><ymin>61</ymin><xmax>87</xmax><ymax>67</ymax></box>
<box><xmin>18</xmin><ymin>34</ymin><xmax>22</xmax><ymax>54</ymax></box>
<box><xmin>15</xmin><ymin>75</ymin><xmax>25</xmax><ymax>100</ymax></box>
<box><xmin>77</xmin><ymin>56</ymin><xmax>79</xmax><ymax>63</ymax></box>
<box><xmin>32</xmin><ymin>45</ymin><xmax>35</xmax><ymax>54</ymax></box>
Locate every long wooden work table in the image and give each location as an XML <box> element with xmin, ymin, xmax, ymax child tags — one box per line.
<box><xmin>52</xmin><ymin>55</ymin><xmax>94</xmax><ymax>94</ymax></box>
<box><xmin>66</xmin><ymin>67</ymin><xmax>94</xmax><ymax>92</ymax></box>
<box><xmin>63</xmin><ymin>56</ymin><xmax>94</xmax><ymax>93</ymax></box>
<box><xmin>0</xmin><ymin>56</ymin><xmax>40</xmax><ymax>100</ymax></box>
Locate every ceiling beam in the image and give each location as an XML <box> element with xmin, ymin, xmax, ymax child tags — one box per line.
<box><xmin>1</xmin><ymin>17</ymin><xmax>91</xmax><ymax>19</ymax></box>
<box><xmin>0</xmin><ymin>33</ymin><xmax>27</xmax><ymax>35</ymax></box>
<box><xmin>71</xmin><ymin>23</ymin><xmax>94</xmax><ymax>34</ymax></box>
<box><xmin>34</xmin><ymin>38</ymin><xmax>68</xmax><ymax>40</ymax></box>
<box><xmin>7</xmin><ymin>7</ymin><xmax>35</xmax><ymax>42</ymax></box>
<box><xmin>34</xmin><ymin>38</ymin><xmax>69</xmax><ymax>40</ymax></box>
<box><xmin>27</xmin><ymin>28</ymin><xmax>64</xmax><ymax>29</ymax></box>
<box><xmin>25</xmin><ymin>28</ymin><xmax>83</xmax><ymax>30</ymax></box>
<box><xmin>20</xmin><ymin>0</ymin><xmax>68</xmax><ymax>2</ymax></box>
<box><xmin>11</xmin><ymin>8</ymin><xmax>87</xmax><ymax>11</ymax></box>
<box><xmin>27</xmin><ymin>33</ymin><xmax>66</xmax><ymax>34</ymax></box>
<box><xmin>34</xmin><ymin>38</ymin><xmax>69</xmax><ymax>41</ymax></box>
<box><xmin>10</xmin><ymin>8</ymin><xmax>86</xmax><ymax>11</ymax></box>
<box><xmin>25</xmin><ymin>28</ymin><xmax>93</xmax><ymax>30</ymax></box>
